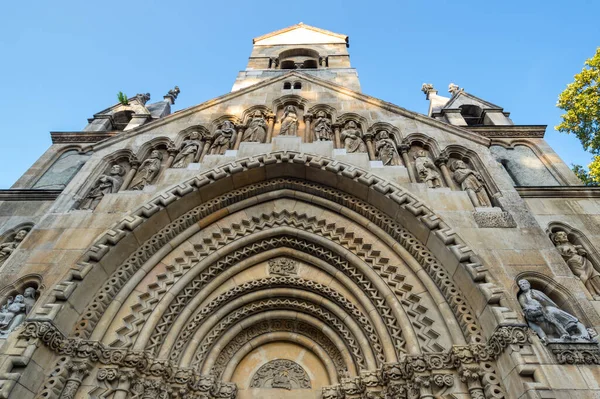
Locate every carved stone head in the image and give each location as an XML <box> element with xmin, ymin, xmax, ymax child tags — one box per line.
<box><xmin>110</xmin><ymin>164</ymin><xmax>125</xmax><ymax>176</ymax></box>
<box><xmin>189</xmin><ymin>131</ymin><xmax>200</xmax><ymax>140</ymax></box>
<box><xmin>23</xmin><ymin>287</ymin><xmax>36</xmax><ymax>299</ymax></box>
<box><xmin>552</xmin><ymin>231</ymin><xmax>569</xmax><ymax>245</ymax></box>
<box><xmin>150</xmin><ymin>150</ymin><xmax>163</xmax><ymax>160</ymax></box>
<box><xmin>317</xmin><ymin>110</ymin><xmax>327</xmax><ymax>119</ymax></box>
<box><xmin>346</xmin><ymin>121</ymin><xmax>357</xmax><ymax>129</ymax></box>
<box><xmin>450</xmin><ymin>160</ymin><xmax>466</xmax><ymax>171</ymax></box>
<box><xmin>377</xmin><ymin>131</ymin><xmax>389</xmax><ymax>140</ymax></box>
<box><xmin>414</xmin><ymin>150</ymin><xmax>427</xmax><ymax>159</ymax></box>
<box><xmin>14</xmin><ymin>230</ymin><xmax>28</xmax><ymax>242</ymax></box>
<box><xmin>517</xmin><ymin>279</ymin><xmax>531</xmax><ymax>292</ymax></box>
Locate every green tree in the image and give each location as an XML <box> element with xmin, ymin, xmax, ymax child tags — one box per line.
<box><xmin>117</xmin><ymin>91</ymin><xmax>128</xmax><ymax>105</ymax></box>
<box><xmin>556</xmin><ymin>48</ymin><xmax>600</xmax><ymax>185</ymax></box>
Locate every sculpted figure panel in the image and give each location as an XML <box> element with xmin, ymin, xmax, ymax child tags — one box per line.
<box><xmin>250</xmin><ymin>359</ymin><xmax>311</xmax><ymax>390</ymax></box>
<box><xmin>517</xmin><ymin>279</ymin><xmax>592</xmax><ymax>344</ymax></box>
<box><xmin>0</xmin><ymin>229</ymin><xmax>29</xmax><ymax>266</ymax></box>
<box><xmin>552</xmin><ymin>231</ymin><xmax>600</xmax><ymax>297</ymax></box>
<box><xmin>0</xmin><ymin>287</ymin><xmax>36</xmax><ymax>337</ymax></box>
<box><xmin>375</xmin><ymin>131</ymin><xmax>401</xmax><ymax>166</ymax></box>
<box><xmin>414</xmin><ymin>150</ymin><xmax>442</xmax><ymax>188</ymax></box>
<box><xmin>341</xmin><ymin>121</ymin><xmax>367</xmax><ymax>153</ymax></box>
<box><xmin>80</xmin><ymin>164</ymin><xmax>125</xmax><ymax>210</ymax></box>
<box><xmin>172</xmin><ymin>131</ymin><xmax>203</xmax><ymax>168</ymax></box>
<box><xmin>313</xmin><ymin>111</ymin><xmax>333</xmax><ymax>141</ymax></box>
<box><xmin>242</xmin><ymin>111</ymin><xmax>267</xmax><ymax>143</ymax></box>
<box><xmin>130</xmin><ymin>150</ymin><xmax>163</xmax><ymax>190</ymax></box>
<box><xmin>279</xmin><ymin>105</ymin><xmax>298</xmax><ymax>136</ymax></box>
<box><xmin>209</xmin><ymin>121</ymin><xmax>237</xmax><ymax>155</ymax></box>
<box><xmin>450</xmin><ymin>160</ymin><xmax>492</xmax><ymax>207</ymax></box>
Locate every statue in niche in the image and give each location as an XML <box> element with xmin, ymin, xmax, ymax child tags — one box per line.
<box><xmin>242</xmin><ymin>111</ymin><xmax>267</xmax><ymax>142</ymax></box>
<box><xmin>552</xmin><ymin>231</ymin><xmax>600</xmax><ymax>297</ymax></box>
<box><xmin>449</xmin><ymin>160</ymin><xmax>492</xmax><ymax>207</ymax></box>
<box><xmin>0</xmin><ymin>229</ymin><xmax>29</xmax><ymax>266</ymax></box>
<box><xmin>172</xmin><ymin>131</ymin><xmax>203</xmax><ymax>168</ymax></box>
<box><xmin>279</xmin><ymin>105</ymin><xmax>298</xmax><ymax>136</ymax></box>
<box><xmin>517</xmin><ymin>279</ymin><xmax>593</xmax><ymax>344</ymax></box>
<box><xmin>129</xmin><ymin>150</ymin><xmax>163</xmax><ymax>191</ymax></box>
<box><xmin>209</xmin><ymin>121</ymin><xmax>237</xmax><ymax>155</ymax></box>
<box><xmin>80</xmin><ymin>164</ymin><xmax>125</xmax><ymax>210</ymax></box>
<box><xmin>414</xmin><ymin>150</ymin><xmax>442</xmax><ymax>188</ymax></box>
<box><xmin>341</xmin><ymin>121</ymin><xmax>367</xmax><ymax>153</ymax></box>
<box><xmin>375</xmin><ymin>131</ymin><xmax>401</xmax><ymax>166</ymax></box>
<box><xmin>313</xmin><ymin>111</ymin><xmax>333</xmax><ymax>141</ymax></box>
<box><xmin>0</xmin><ymin>287</ymin><xmax>36</xmax><ymax>337</ymax></box>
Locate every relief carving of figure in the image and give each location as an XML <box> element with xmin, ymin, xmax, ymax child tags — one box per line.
<box><xmin>552</xmin><ymin>231</ymin><xmax>600</xmax><ymax>297</ymax></box>
<box><xmin>279</xmin><ymin>105</ymin><xmax>298</xmax><ymax>136</ymax></box>
<box><xmin>0</xmin><ymin>229</ymin><xmax>28</xmax><ymax>266</ymax></box>
<box><xmin>172</xmin><ymin>131</ymin><xmax>203</xmax><ymax>168</ymax></box>
<box><xmin>0</xmin><ymin>287</ymin><xmax>36</xmax><ymax>337</ymax></box>
<box><xmin>375</xmin><ymin>131</ymin><xmax>401</xmax><ymax>166</ymax></box>
<box><xmin>313</xmin><ymin>111</ymin><xmax>333</xmax><ymax>141</ymax></box>
<box><xmin>80</xmin><ymin>164</ymin><xmax>125</xmax><ymax>210</ymax></box>
<box><xmin>209</xmin><ymin>121</ymin><xmax>237</xmax><ymax>155</ymax></box>
<box><xmin>414</xmin><ymin>150</ymin><xmax>442</xmax><ymax>188</ymax></box>
<box><xmin>341</xmin><ymin>121</ymin><xmax>367</xmax><ymax>153</ymax></box>
<box><xmin>242</xmin><ymin>111</ymin><xmax>267</xmax><ymax>143</ymax></box>
<box><xmin>517</xmin><ymin>279</ymin><xmax>592</xmax><ymax>344</ymax></box>
<box><xmin>450</xmin><ymin>160</ymin><xmax>492</xmax><ymax>207</ymax></box>
<box><xmin>130</xmin><ymin>150</ymin><xmax>163</xmax><ymax>191</ymax></box>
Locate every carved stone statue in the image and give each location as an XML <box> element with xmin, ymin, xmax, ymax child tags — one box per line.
<box><xmin>172</xmin><ymin>132</ymin><xmax>203</xmax><ymax>168</ymax></box>
<box><xmin>279</xmin><ymin>105</ymin><xmax>298</xmax><ymax>136</ymax></box>
<box><xmin>250</xmin><ymin>359</ymin><xmax>311</xmax><ymax>390</ymax></box>
<box><xmin>341</xmin><ymin>121</ymin><xmax>367</xmax><ymax>153</ymax></box>
<box><xmin>450</xmin><ymin>160</ymin><xmax>492</xmax><ymax>207</ymax></box>
<box><xmin>209</xmin><ymin>121</ymin><xmax>237</xmax><ymax>155</ymax></box>
<box><xmin>375</xmin><ymin>131</ymin><xmax>401</xmax><ymax>166</ymax></box>
<box><xmin>414</xmin><ymin>150</ymin><xmax>442</xmax><ymax>188</ymax></box>
<box><xmin>80</xmin><ymin>164</ymin><xmax>125</xmax><ymax>210</ymax></box>
<box><xmin>130</xmin><ymin>150</ymin><xmax>163</xmax><ymax>191</ymax></box>
<box><xmin>242</xmin><ymin>111</ymin><xmax>267</xmax><ymax>142</ymax></box>
<box><xmin>0</xmin><ymin>229</ymin><xmax>28</xmax><ymax>266</ymax></box>
<box><xmin>552</xmin><ymin>231</ymin><xmax>600</xmax><ymax>297</ymax></box>
<box><xmin>0</xmin><ymin>287</ymin><xmax>36</xmax><ymax>337</ymax></box>
<box><xmin>313</xmin><ymin>111</ymin><xmax>333</xmax><ymax>141</ymax></box>
<box><xmin>517</xmin><ymin>279</ymin><xmax>592</xmax><ymax>344</ymax></box>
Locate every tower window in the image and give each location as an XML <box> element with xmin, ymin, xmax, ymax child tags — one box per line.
<box><xmin>459</xmin><ymin>105</ymin><xmax>484</xmax><ymax>126</ymax></box>
<box><xmin>293</xmin><ymin>82</ymin><xmax>302</xmax><ymax>89</ymax></box>
<box><xmin>278</xmin><ymin>48</ymin><xmax>320</xmax><ymax>70</ymax></box>
<box><xmin>283</xmin><ymin>82</ymin><xmax>291</xmax><ymax>89</ymax></box>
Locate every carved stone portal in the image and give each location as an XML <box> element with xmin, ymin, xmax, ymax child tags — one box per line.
<box><xmin>250</xmin><ymin>359</ymin><xmax>311</xmax><ymax>390</ymax></box>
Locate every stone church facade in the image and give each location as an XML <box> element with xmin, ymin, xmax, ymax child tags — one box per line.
<box><xmin>0</xmin><ymin>23</ymin><xmax>600</xmax><ymax>398</ymax></box>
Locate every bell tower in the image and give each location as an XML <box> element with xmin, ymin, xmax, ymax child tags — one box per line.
<box><xmin>232</xmin><ymin>23</ymin><xmax>361</xmax><ymax>92</ymax></box>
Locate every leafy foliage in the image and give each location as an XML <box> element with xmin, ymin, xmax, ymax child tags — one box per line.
<box><xmin>556</xmin><ymin>48</ymin><xmax>600</xmax><ymax>153</ymax></box>
<box><xmin>572</xmin><ymin>157</ymin><xmax>600</xmax><ymax>186</ymax></box>
<box><xmin>117</xmin><ymin>91</ymin><xmax>128</xmax><ymax>105</ymax></box>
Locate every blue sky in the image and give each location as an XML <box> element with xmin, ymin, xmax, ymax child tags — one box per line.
<box><xmin>0</xmin><ymin>0</ymin><xmax>598</xmax><ymax>188</ymax></box>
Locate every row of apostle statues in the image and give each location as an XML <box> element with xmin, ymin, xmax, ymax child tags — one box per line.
<box><xmin>0</xmin><ymin>286</ymin><xmax>37</xmax><ymax>338</ymax></box>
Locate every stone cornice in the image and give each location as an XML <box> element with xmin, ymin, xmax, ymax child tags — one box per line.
<box><xmin>0</xmin><ymin>189</ymin><xmax>61</xmax><ymax>201</ymax></box>
<box><xmin>516</xmin><ymin>186</ymin><xmax>600</xmax><ymax>198</ymax></box>
<box><xmin>468</xmin><ymin>125</ymin><xmax>547</xmax><ymax>138</ymax></box>
<box><xmin>50</xmin><ymin>131</ymin><xmax>117</xmax><ymax>144</ymax></box>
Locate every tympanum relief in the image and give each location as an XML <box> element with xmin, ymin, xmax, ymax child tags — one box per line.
<box><xmin>0</xmin><ymin>286</ymin><xmax>36</xmax><ymax>338</ymax></box>
<box><xmin>209</xmin><ymin>120</ymin><xmax>237</xmax><ymax>155</ymax></box>
<box><xmin>414</xmin><ymin>150</ymin><xmax>442</xmax><ymax>188</ymax></box>
<box><xmin>267</xmin><ymin>258</ymin><xmax>298</xmax><ymax>276</ymax></box>
<box><xmin>172</xmin><ymin>131</ymin><xmax>203</xmax><ymax>168</ymax></box>
<box><xmin>340</xmin><ymin>121</ymin><xmax>367</xmax><ymax>153</ymax></box>
<box><xmin>375</xmin><ymin>131</ymin><xmax>401</xmax><ymax>166</ymax></box>
<box><xmin>242</xmin><ymin>111</ymin><xmax>267</xmax><ymax>143</ymax></box>
<box><xmin>80</xmin><ymin>164</ymin><xmax>125</xmax><ymax>210</ymax></box>
<box><xmin>250</xmin><ymin>359</ymin><xmax>311</xmax><ymax>390</ymax></box>
<box><xmin>517</xmin><ymin>279</ymin><xmax>593</xmax><ymax>344</ymax></box>
<box><xmin>130</xmin><ymin>150</ymin><xmax>163</xmax><ymax>190</ymax></box>
<box><xmin>313</xmin><ymin>110</ymin><xmax>333</xmax><ymax>141</ymax></box>
<box><xmin>0</xmin><ymin>229</ymin><xmax>29</xmax><ymax>266</ymax></box>
<box><xmin>552</xmin><ymin>231</ymin><xmax>600</xmax><ymax>298</ymax></box>
<box><xmin>450</xmin><ymin>160</ymin><xmax>492</xmax><ymax>207</ymax></box>
<box><xmin>279</xmin><ymin>105</ymin><xmax>298</xmax><ymax>136</ymax></box>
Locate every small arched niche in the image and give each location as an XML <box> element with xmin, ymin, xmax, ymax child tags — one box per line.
<box><xmin>278</xmin><ymin>48</ymin><xmax>320</xmax><ymax>70</ymax></box>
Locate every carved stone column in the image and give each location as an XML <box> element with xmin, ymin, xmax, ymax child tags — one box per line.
<box><xmin>364</xmin><ymin>133</ymin><xmax>376</xmax><ymax>160</ymax></box>
<box><xmin>60</xmin><ymin>361</ymin><xmax>91</xmax><ymax>399</ymax></box>
<box><xmin>410</xmin><ymin>373</ymin><xmax>433</xmax><ymax>399</ymax></box>
<box><xmin>233</xmin><ymin>125</ymin><xmax>244</xmax><ymax>150</ymax></box>
<box><xmin>435</xmin><ymin>153</ymin><xmax>455</xmax><ymax>189</ymax></box>
<box><xmin>121</xmin><ymin>158</ymin><xmax>140</xmax><ymax>191</ymax></box>
<box><xmin>398</xmin><ymin>144</ymin><xmax>415</xmax><ymax>182</ymax></box>
<box><xmin>165</xmin><ymin>145</ymin><xmax>178</xmax><ymax>168</ymax></box>
<box><xmin>333</xmin><ymin>124</ymin><xmax>342</xmax><ymax>149</ymax></box>
<box><xmin>266</xmin><ymin>113</ymin><xmax>276</xmax><ymax>143</ymax></box>
<box><xmin>114</xmin><ymin>369</ymin><xmax>135</xmax><ymax>399</ymax></box>
<box><xmin>459</xmin><ymin>365</ymin><xmax>485</xmax><ymax>399</ymax></box>
<box><xmin>304</xmin><ymin>113</ymin><xmax>313</xmax><ymax>142</ymax></box>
